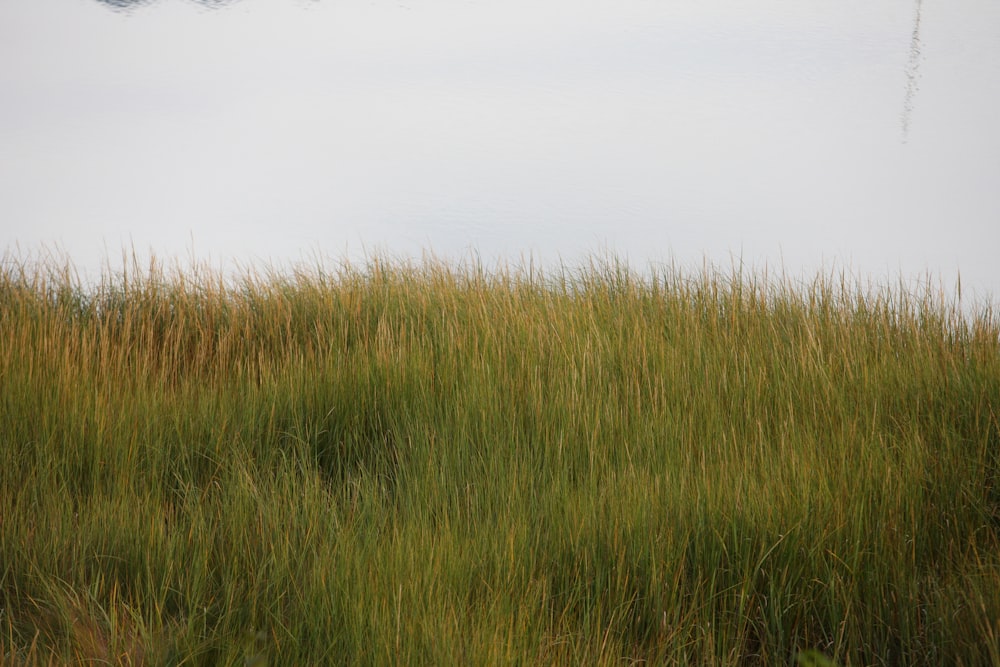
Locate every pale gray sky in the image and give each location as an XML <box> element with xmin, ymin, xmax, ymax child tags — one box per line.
<box><xmin>2</xmin><ymin>0</ymin><xmax>998</xmax><ymax>305</ymax></box>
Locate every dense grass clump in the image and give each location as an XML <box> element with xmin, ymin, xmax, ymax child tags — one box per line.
<box><xmin>1</xmin><ymin>250</ymin><xmax>998</xmax><ymax>665</ymax></box>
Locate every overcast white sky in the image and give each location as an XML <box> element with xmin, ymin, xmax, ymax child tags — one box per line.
<box><xmin>2</xmin><ymin>0</ymin><xmax>999</xmax><ymax>305</ymax></box>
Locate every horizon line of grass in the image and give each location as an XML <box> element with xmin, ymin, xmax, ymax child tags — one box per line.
<box><xmin>1</xmin><ymin>249</ymin><xmax>998</xmax><ymax>665</ymax></box>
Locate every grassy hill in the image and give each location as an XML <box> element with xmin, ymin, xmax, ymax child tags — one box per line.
<box><xmin>2</xmin><ymin>251</ymin><xmax>998</xmax><ymax>665</ymax></box>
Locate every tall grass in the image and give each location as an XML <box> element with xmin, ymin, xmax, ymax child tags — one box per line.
<box><xmin>1</xmin><ymin>249</ymin><xmax>998</xmax><ymax>665</ymax></box>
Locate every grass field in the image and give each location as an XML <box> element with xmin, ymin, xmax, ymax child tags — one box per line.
<box><xmin>1</xmin><ymin>250</ymin><xmax>998</xmax><ymax>665</ymax></box>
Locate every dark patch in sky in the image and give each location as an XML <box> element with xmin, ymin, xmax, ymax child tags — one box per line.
<box><xmin>94</xmin><ymin>0</ymin><xmax>238</xmax><ymax>11</ymax></box>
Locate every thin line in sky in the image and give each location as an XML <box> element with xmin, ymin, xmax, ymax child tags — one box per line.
<box><xmin>901</xmin><ymin>0</ymin><xmax>924</xmax><ymax>143</ymax></box>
